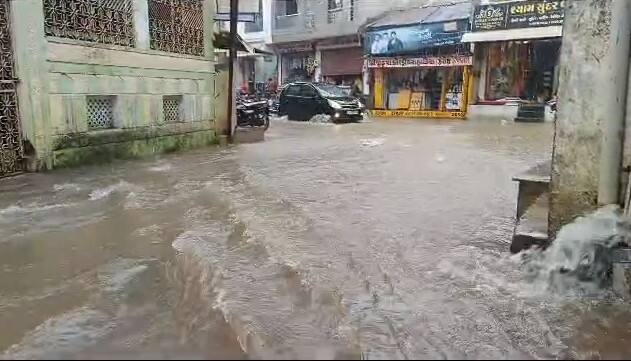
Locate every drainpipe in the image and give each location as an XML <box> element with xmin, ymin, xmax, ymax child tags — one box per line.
<box><xmin>598</xmin><ymin>0</ymin><xmax>631</xmax><ymax>206</ymax></box>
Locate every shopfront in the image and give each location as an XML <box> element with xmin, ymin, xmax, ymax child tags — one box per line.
<box><xmin>276</xmin><ymin>41</ymin><xmax>317</xmax><ymax>84</ymax></box>
<box><xmin>480</xmin><ymin>39</ymin><xmax>560</xmax><ymax>101</ymax></box>
<box><xmin>362</xmin><ymin>2</ymin><xmax>472</xmax><ymax>119</ymax></box>
<box><xmin>317</xmin><ymin>36</ymin><xmax>364</xmax><ymax>89</ymax></box>
<box><xmin>366</xmin><ymin>54</ymin><xmax>472</xmax><ymax>118</ymax></box>
<box><xmin>462</xmin><ymin>0</ymin><xmax>565</xmax><ymax>120</ymax></box>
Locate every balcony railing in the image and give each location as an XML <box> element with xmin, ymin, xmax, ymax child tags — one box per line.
<box><xmin>327</xmin><ymin>6</ymin><xmax>352</xmax><ymax>24</ymax></box>
<box><xmin>244</xmin><ymin>13</ymin><xmax>263</xmax><ymax>33</ymax></box>
<box><xmin>274</xmin><ymin>13</ymin><xmax>300</xmax><ymax>29</ymax></box>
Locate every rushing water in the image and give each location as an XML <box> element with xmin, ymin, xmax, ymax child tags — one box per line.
<box><xmin>1</xmin><ymin>118</ymin><xmax>631</xmax><ymax>359</ymax></box>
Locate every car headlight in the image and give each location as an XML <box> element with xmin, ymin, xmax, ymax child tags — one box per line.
<box><xmin>328</xmin><ymin>99</ymin><xmax>342</xmax><ymax>109</ymax></box>
<box><xmin>357</xmin><ymin>100</ymin><xmax>365</xmax><ymax>109</ymax></box>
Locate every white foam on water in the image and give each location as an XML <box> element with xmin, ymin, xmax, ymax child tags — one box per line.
<box><xmin>88</xmin><ymin>181</ymin><xmax>138</xmax><ymax>201</ymax></box>
<box><xmin>0</xmin><ymin>202</ymin><xmax>75</xmax><ymax>216</ymax></box>
<box><xmin>147</xmin><ymin>163</ymin><xmax>172</xmax><ymax>172</ymax></box>
<box><xmin>360</xmin><ymin>138</ymin><xmax>386</xmax><ymax>147</ymax></box>
<box><xmin>2</xmin><ymin>307</ymin><xmax>116</xmax><ymax>359</ymax></box>
<box><xmin>53</xmin><ymin>183</ymin><xmax>82</xmax><ymax>192</ymax></box>
<box><xmin>309</xmin><ymin>114</ymin><xmax>333</xmax><ymax>124</ymax></box>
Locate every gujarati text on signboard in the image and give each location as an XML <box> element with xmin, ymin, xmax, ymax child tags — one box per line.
<box><xmin>471</xmin><ymin>0</ymin><xmax>565</xmax><ymax>32</ymax></box>
<box><xmin>365</xmin><ymin>55</ymin><xmax>473</xmax><ymax>68</ymax></box>
<box><xmin>506</xmin><ymin>1</ymin><xmax>565</xmax><ymax>29</ymax></box>
<box><xmin>472</xmin><ymin>5</ymin><xmax>507</xmax><ymax>31</ymax></box>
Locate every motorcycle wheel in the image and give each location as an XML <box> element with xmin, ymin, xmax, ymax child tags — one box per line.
<box><xmin>263</xmin><ymin>114</ymin><xmax>270</xmax><ymax>131</ymax></box>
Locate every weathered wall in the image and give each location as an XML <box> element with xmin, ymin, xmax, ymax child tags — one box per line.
<box><xmin>549</xmin><ymin>0</ymin><xmax>631</xmax><ymax>234</ymax></box>
<box><xmin>47</xmin><ymin>40</ymin><xmax>215</xmax><ymax>134</ymax></box>
<box><xmin>12</xmin><ymin>0</ymin><xmax>218</xmax><ymax>169</ymax></box>
<box><xmin>10</xmin><ymin>0</ymin><xmax>53</xmax><ymax>169</ymax></box>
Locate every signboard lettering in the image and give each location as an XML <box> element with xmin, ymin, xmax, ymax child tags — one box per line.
<box><xmin>472</xmin><ymin>5</ymin><xmax>506</xmax><ymax>31</ymax></box>
<box><xmin>472</xmin><ymin>0</ymin><xmax>564</xmax><ymax>31</ymax></box>
<box><xmin>365</xmin><ymin>55</ymin><xmax>473</xmax><ymax>68</ymax></box>
<box><xmin>370</xmin><ymin>110</ymin><xmax>466</xmax><ymax>119</ymax></box>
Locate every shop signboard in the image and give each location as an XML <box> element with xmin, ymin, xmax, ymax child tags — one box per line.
<box><xmin>472</xmin><ymin>0</ymin><xmax>565</xmax><ymax>31</ymax></box>
<box><xmin>364</xmin><ymin>20</ymin><xmax>467</xmax><ymax>56</ymax></box>
<box><xmin>365</xmin><ymin>55</ymin><xmax>473</xmax><ymax>68</ymax></box>
<box><xmin>276</xmin><ymin>42</ymin><xmax>313</xmax><ymax>54</ymax></box>
<box><xmin>370</xmin><ymin>110</ymin><xmax>467</xmax><ymax>119</ymax></box>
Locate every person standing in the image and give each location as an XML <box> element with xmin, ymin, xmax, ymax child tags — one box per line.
<box><xmin>371</xmin><ymin>34</ymin><xmax>382</xmax><ymax>54</ymax></box>
<box><xmin>387</xmin><ymin>31</ymin><xmax>404</xmax><ymax>53</ymax></box>
<box><xmin>265</xmin><ymin>77</ymin><xmax>278</xmax><ymax>96</ymax></box>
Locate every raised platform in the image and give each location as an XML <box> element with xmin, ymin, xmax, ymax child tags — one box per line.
<box><xmin>233</xmin><ymin>126</ymin><xmax>266</xmax><ymax>143</ymax></box>
<box><xmin>511</xmin><ymin>161</ymin><xmax>551</xmax><ymax>253</ymax></box>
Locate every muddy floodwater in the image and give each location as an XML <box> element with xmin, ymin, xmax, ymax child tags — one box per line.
<box><xmin>2</xmin><ymin>118</ymin><xmax>631</xmax><ymax>359</ymax></box>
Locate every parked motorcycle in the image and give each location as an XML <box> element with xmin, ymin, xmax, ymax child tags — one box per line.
<box><xmin>236</xmin><ymin>93</ymin><xmax>270</xmax><ymax>131</ymax></box>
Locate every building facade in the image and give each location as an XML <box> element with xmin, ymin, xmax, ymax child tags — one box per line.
<box><xmin>268</xmin><ymin>0</ymin><xmax>431</xmax><ymax>87</ymax></box>
<box><xmin>362</xmin><ymin>2</ymin><xmax>473</xmax><ymax>119</ymax></box>
<box><xmin>1</xmin><ymin>0</ymin><xmax>217</xmax><ymax>176</ymax></box>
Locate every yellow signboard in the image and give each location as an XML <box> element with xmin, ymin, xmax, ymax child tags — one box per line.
<box><xmin>369</xmin><ymin>110</ymin><xmax>467</xmax><ymax>119</ymax></box>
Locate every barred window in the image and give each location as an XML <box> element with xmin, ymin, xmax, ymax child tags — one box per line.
<box><xmin>148</xmin><ymin>0</ymin><xmax>204</xmax><ymax>56</ymax></box>
<box><xmin>163</xmin><ymin>95</ymin><xmax>183</xmax><ymax>122</ymax></box>
<box><xmin>43</xmin><ymin>0</ymin><xmax>134</xmax><ymax>47</ymax></box>
<box><xmin>86</xmin><ymin>96</ymin><xmax>115</xmax><ymax>130</ymax></box>
<box><xmin>328</xmin><ymin>0</ymin><xmax>343</xmax><ymax>11</ymax></box>
<box><xmin>276</xmin><ymin>0</ymin><xmax>297</xmax><ymax>16</ymax></box>
<box><xmin>244</xmin><ymin>0</ymin><xmax>263</xmax><ymax>33</ymax></box>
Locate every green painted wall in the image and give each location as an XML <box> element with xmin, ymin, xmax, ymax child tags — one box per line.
<box><xmin>10</xmin><ymin>0</ymin><xmax>219</xmax><ymax>170</ymax></box>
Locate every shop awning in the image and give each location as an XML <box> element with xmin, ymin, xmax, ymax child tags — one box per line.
<box><xmin>461</xmin><ymin>26</ymin><xmax>563</xmax><ymax>43</ymax></box>
<box><xmin>214</xmin><ymin>31</ymin><xmax>253</xmax><ymax>52</ymax></box>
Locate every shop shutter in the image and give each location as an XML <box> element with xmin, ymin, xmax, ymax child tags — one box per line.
<box><xmin>320</xmin><ymin>47</ymin><xmax>363</xmax><ymax>77</ymax></box>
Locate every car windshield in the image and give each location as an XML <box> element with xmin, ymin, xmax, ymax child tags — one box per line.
<box><xmin>314</xmin><ymin>84</ymin><xmax>351</xmax><ymax>98</ymax></box>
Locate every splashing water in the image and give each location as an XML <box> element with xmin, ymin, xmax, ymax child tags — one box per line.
<box><xmin>88</xmin><ymin>181</ymin><xmax>139</xmax><ymax>201</ymax></box>
<box><xmin>359</xmin><ymin>138</ymin><xmax>386</xmax><ymax>147</ymax></box>
<box><xmin>309</xmin><ymin>114</ymin><xmax>332</xmax><ymax>124</ymax></box>
<box><xmin>520</xmin><ymin>205</ymin><xmax>630</xmax><ymax>295</ymax></box>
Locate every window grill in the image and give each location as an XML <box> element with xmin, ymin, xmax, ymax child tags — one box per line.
<box><xmin>87</xmin><ymin>96</ymin><xmax>115</xmax><ymax>129</ymax></box>
<box><xmin>148</xmin><ymin>0</ymin><xmax>204</xmax><ymax>56</ymax></box>
<box><xmin>0</xmin><ymin>0</ymin><xmax>24</xmax><ymax>175</ymax></box>
<box><xmin>163</xmin><ymin>95</ymin><xmax>182</xmax><ymax>122</ymax></box>
<box><xmin>43</xmin><ymin>0</ymin><xmax>135</xmax><ymax>47</ymax></box>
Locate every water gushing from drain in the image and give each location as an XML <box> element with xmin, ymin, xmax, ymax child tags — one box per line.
<box><xmin>520</xmin><ymin>205</ymin><xmax>630</xmax><ymax>295</ymax></box>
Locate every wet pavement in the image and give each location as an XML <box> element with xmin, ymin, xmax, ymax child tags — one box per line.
<box><xmin>1</xmin><ymin>118</ymin><xmax>631</xmax><ymax>359</ymax></box>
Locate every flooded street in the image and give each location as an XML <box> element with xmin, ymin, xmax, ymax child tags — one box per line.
<box><xmin>1</xmin><ymin>118</ymin><xmax>631</xmax><ymax>359</ymax></box>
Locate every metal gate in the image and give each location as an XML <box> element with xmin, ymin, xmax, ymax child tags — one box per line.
<box><xmin>0</xmin><ymin>0</ymin><xmax>23</xmax><ymax>176</ymax></box>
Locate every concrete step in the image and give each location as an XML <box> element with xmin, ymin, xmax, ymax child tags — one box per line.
<box><xmin>515</xmin><ymin>116</ymin><xmax>545</xmax><ymax>123</ymax></box>
<box><xmin>511</xmin><ymin>192</ymin><xmax>550</xmax><ymax>253</ymax></box>
<box><xmin>516</xmin><ymin>104</ymin><xmax>545</xmax><ymax>122</ymax></box>
<box><xmin>517</xmin><ymin>110</ymin><xmax>545</xmax><ymax>117</ymax></box>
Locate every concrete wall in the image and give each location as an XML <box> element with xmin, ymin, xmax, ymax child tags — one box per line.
<box><xmin>549</xmin><ymin>0</ymin><xmax>631</xmax><ymax>234</ymax></box>
<box><xmin>47</xmin><ymin>40</ymin><xmax>215</xmax><ymax>134</ymax></box>
<box><xmin>11</xmin><ymin>0</ymin><xmax>217</xmax><ymax>169</ymax></box>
